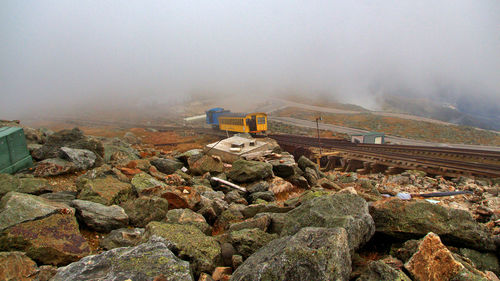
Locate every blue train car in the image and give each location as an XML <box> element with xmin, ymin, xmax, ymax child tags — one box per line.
<box><xmin>206</xmin><ymin>108</ymin><xmax>231</xmax><ymax>127</ymax></box>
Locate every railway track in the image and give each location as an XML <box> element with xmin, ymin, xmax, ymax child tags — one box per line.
<box><xmin>268</xmin><ymin>134</ymin><xmax>500</xmax><ymax>178</ymax></box>
<box><xmin>45</xmin><ymin>118</ymin><xmax>500</xmax><ymax>177</ymax></box>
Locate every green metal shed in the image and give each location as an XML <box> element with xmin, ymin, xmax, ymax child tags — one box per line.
<box><xmin>0</xmin><ymin>127</ymin><xmax>33</xmax><ymax>174</ymax></box>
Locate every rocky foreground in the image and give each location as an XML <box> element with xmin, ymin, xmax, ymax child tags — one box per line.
<box><xmin>0</xmin><ymin>126</ymin><xmax>499</xmax><ymax>281</ymax></box>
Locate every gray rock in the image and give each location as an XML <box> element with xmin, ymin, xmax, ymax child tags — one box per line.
<box><xmin>225</xmin><ymin>190</ymin><xmax>248</xmax><ymax>205</ymax></box>
<box><xmin>166</xmin><ymin>208</ymin><xmax>212</xmax><ymax>235</ymax></box>
<box><xmin>60</xmin><ymin>147</ymin><xmax>96</xmax><ymax>170</ymax></box>
<box><xmin>188</xmin><ymin>155</ymin><xmax>224</xmax><ymax>175</ymax></box>
<box><xmin>304</xmin><ymin>167</ymin><xmax>319</xmax><ymax>186</ymax></box>
<box><xmin>31</xmin><ymin>127</ymin><xmax>104</xmax><ymax>165</ymax></box>
<box><xmin>297</xmin><ymin>156</ymin><xmax>320</xmax><ymax>174</ymax></box>
<box><xmin>255</xmin><ymin>212</ymin><xmax>287</xmax><ymax>234</ymax></box>
<box><xmin>249</xmin><ymin>191</ymin><xmax>275</xmax><ymax>203</ymax></box>
<box><xmin>246</xmin><ymin>181</ymin><xmax>269</xmax><ymax>193</ymax></box>
<box><xmin>176</xmin><ymin>149</ymin><xmax>203</xmax><ymax>166</ymax></box>
<box><xmin>102</xmin><ymin>138</ymin><xmax>139</xmax><ymax>163</ymax></box>
<box><xmin>71</xmin><ymin>199</ymin><xmax>128</xmax><ymax>232</ymax></box>
<box><xmin>286</xmin><ymin>174</ymin><xmax>310</xmax><ymax>189</ymax></box>
<box><xmin>241</xmin><ymin>203</ymin><xmax>292</xmax><ymax>219</ymax></box>
<box><xmin>268</xmin><ymin>154</ymin><xmax>297</xmax><ymax>178</ymax></box>
<box><xmin>100</xmin><ymin>228</ymin><xmax>145</xmax><ymax>250</ymax></box>
<box><xmin>356</xmin><ymin>260</ymin><xmax>411</xmax><ymax>281</ymax></box>
<box><xmin>120</xmin><ymin>196</ymin><xmax>169</xmax><ymax>228</ymax></box>
<box><xmin>151</xmin><ymin>158</ymin><xmax>184</xmax><ymax>175</ymax></box>
<box><xmin>40</xmin><ymin>191</ymin><xmax>77</xmax><ymax>205</ymax></box>
<box><xmin>370</xmin><ymin>198</ymin><xmax>497</xmax><ymax>251</ymax></box>
<box><xmin>52</xmin><ymin>236</ymin><xmax>193</xmax><ymax>281</ymax></box>
<box><xmin>0</xmin><ymin>191</ymin><xmax>70</xmax><ymax>231</ymax></box>
<box><xmin>458</xmin><ymin>248</ymin><xmax>500</xmax><ymax>275</ymax></box>
<box><xmin>281</xmin><ymin>193</ymin><xmax>375</xmax><ymax>252</ymax></box>
<box><xmin>130</xmin><ymin>173</ymin><xmax>167</xmax><ymax>195</ymax></box>
<box><xmin>231</xmin><ymin>227</ymin><xmax>351</xmax><ymax>281</ymax></box>
<box><xmin>227</xmin><ymin>160</ymin><xmax>273</xmax><ymax>183</ymax></box>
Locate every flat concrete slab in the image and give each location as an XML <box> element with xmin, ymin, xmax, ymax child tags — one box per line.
<box><xmin>205</xmin><ymin>136</ymin><xmax>271</xmax><ymax>163</ymax></box>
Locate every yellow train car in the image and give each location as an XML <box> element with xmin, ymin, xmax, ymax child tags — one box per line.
<box><xmin>218</xmin><ymin>112</ymin><xmax>267</xmax><ymax>134</ymax></box>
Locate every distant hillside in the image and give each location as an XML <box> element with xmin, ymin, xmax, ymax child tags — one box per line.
<box><xmin>275</xmin><ymin>107</ymin><xmax>500</xmax><ymax>146</ymax></box>
<box><xmin>378</xmin><ymin>95</ymin><xmax>500</xmax><ymax>131</ymax></box>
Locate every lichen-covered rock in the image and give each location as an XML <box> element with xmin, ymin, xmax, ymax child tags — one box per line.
<box><xmin>166</xmin><ymin>208</ymin><xmax>212</xmax><ymax>235</ymax></box>
<box><xmin>0</xmin><ymin>174</ymin><xmax>51</xmax><ymax>198</ymax></box>
<box><xmin>131</xmin><ymin>172</ymin><xmax>166</xmax><ymax>195</ymax></box>
<box><xmin>405</xmin><ymin>232</ymin><xmax>489</xmax><ymax>281</ymax></box>
<box><xmin>0</xmin><ymin>192</ymin><xmax>70</xmax><ymax>231</ymax></box>
<box><xmin>151</xmin><ymin>158</ymin><xmax>184</xmax><ymax>175</ymax></box>
<box><xmin>281</xmin><ymin>193</ymin><xmax>375</xmax><ymax>252</ymax></box>
<box><xmin>100</xmin><ymin>228</ymin><xmax>144</xmax><ymax>250</ymax></box>
<box><xmin>0</xmin><ymin>251</ymin><xmax>39</xmax><ymax>281</ymax></box>
<box><xmin>143</xmin><ymin>222</ymin><xmax>222</xmax><ymax>276</ymax></box>
<box><xmin>231</xmin><ymin>227</ymin><xmax>351</xmax><ymax>281</ymax></box>
<box><xmin>189</xmin><ymin>155</ymin><xmax>224</xmax><ymax>175</ymax></box>
<box><xmin>33</xmin><ymin>158</ymin><xmax>76</xmax><ymax>177</ymax></box>
<box><xmin>314</xmin><ymin>177</ymin><xmax>342</xmax><ymax>191</ymax></box>
<box><xmin>121</xmin><ymin>196</ymin><xmax>169</xmax><ymax>227</ymax></box>
<box><xmin>161</xmin><ymin>186</ymin><xmax>203</xmax><ymax>210</ymax></box>
<box><xmin>229</xmin><ymin>228</ymin><xmax>278</xmax><ymax>259</ymax></box>
<box><xmin>283</xmin><ymin>189</ymin><xmax>330</xmax><ymax>208</ymax></box>
<box><xmin>227</xmin><ymin>160</ymin><xmax>273</xmax><ymax>183</ymax></box>
<box><xmin>370</xmin><ymin>198</ymin><xmax>496</xmax><ymax>251</ymax></box>
<box><xmin>246</xmin><ymin>181</ymin><xmax>269</xmax><ymax>193</ymax></box>
<box><xmin>254</xmin><ymin>212</ymin><xmax>287</xmax><ymax>234</ymax></box>
<box><xmin>356</xmin><ymin>260</ymin><xmax>411</xmax><ymax>281</ymax></box>
<box><xmin>51</xmin><ymin>236</ymin><xmax>193</xmax><ymax>281</ymax></box>
<box><xmin>0</xmin><ymin>213</ymin><xmax>90</xmax><ymax>265</ymax></box>
<box><xmin>458</xmin><ymin>248</ymin><xmax>500</xmax><ymax>276</ymax></box>
<box><xmin>240</xmin><ymin>203</ymin><xmax>292</xmax><ymax>219</ymax></box>
<box><xmin>76</xmin><ymin>175</ymin><xmax>133</xmax><ymax>205</ymax></box>
<box><xmin>71</xmin><ymin>199</ymin><xmax>128</xmax><ymax>232</ymax></box>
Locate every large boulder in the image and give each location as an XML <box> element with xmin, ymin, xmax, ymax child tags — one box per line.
<box><xmin>33</xmin><ymin>158</ymin><xmax>76</xmax><ymax>177</ymax></box>
<box><xmin>281</xmin><ymin>193</ymin><xmax>375</xmax><ymax>252</ymax></box>
<box><xmin>0</xmin><ymin>251</ymin><xmax>39</xmax><ymax>281</ymax></box>
<box><xmin>120</xmin><ymin>196</ymin><xmax>169</xmax><ymax>227</ymax></box>
<box><xmin>0</xmin><ymin>213</ymin><xmax>90</xmax><ymax>265</ymax></box>
<box><xmin>100</xmin><ymin>228</ymin><xmax>145</xmax><ymax>250</ymax></box>
<box><xmin>370</xmin><ymin>198</ymin><xmax>496</xmax><ymax>251</ymax></box>
<box><xmin>405</xmin><ymin>232</ymin><xmax>489</xmax><ymax>281</ymax></box>
<box><xmin>52</xmin><ymin>236</ymin><xmax>193</xmax><ymax>281</ymax></box>
<box><xmin>144</xmin><ymin>222</ymin><xmax>222</xmax><ymax>276</ymax></box>
<box><xmin>31</xmin><ymin>128</ymin><xmax>104</xmax><ymax>164</ymax></box>
<box><xmin>76</xmin><ymin>175</ymin><xmax>133</xmax><ymax>205</ymax></box>
<box><xmin>227</xmin><ymin>160</ymin><xmax>273</xmax><ymax>183</ymax></box>
<box><xmin>0</xmin><ymin>191</ymin><xmax>70</xmax><ymax>231</ymax></box>
<box><xmin>151</xmin><ymin>158</ymin><xmax>184</xmax><ymax>175</ymax></box>
<box><xmin>0</xmin><ymin>174</ymin><xmax>51</xmax><ymax>198</ymax></box>
<box><xmin>60</xmin><ymin>147</ymin><xmax>97</xmax><ymax>170</ymax></box>
<box><xmin>166</xmin><ymin>208</ymin><xmax>212</xmax><ymax>235</ymax></box>
<box><xmin>231</xmin><ymin>227</ymin><xmax>351</xmax><ymax>281</ymax></box>
<box><xmin>189</xmin><ymin>155</ymin><xmax>224</xmax><ymax>175</ymax></box>
<box><xmin>71</xmin><ymin>200</ymin><xmax>128</xmax><ymax>232</ymax></box>
<box><xmin>228</xmin><ymin>228</ymin><xmax>278</xmax><ymax>259</ymax></box>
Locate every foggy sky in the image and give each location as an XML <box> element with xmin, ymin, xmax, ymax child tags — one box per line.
<box><xmin>1</xmin><ymin>1</ymin><xmax>499</xmax><ymax>119</ymax></box>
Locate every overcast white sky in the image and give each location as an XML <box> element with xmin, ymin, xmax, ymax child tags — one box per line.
<box><xmin>1</xmin><ymin>1</ymin><xmax>499</xmax><ymax>118</ymax></box>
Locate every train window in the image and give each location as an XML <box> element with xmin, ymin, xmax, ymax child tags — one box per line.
<box><xmin>221</xmin><ymin>118</ymin><xmax>243</xmax><ymax>125</ymax></box>
<box><xmin>257</xmin><ymin>117</ymin><xmax>266</xmax><ymax>124</ymax></box>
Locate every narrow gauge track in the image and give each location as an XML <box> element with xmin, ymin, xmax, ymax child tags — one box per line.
<box><xmin>268</xmin><ymin>134</ymin><xmax>500</xmax><ymax>178</ymax></box>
